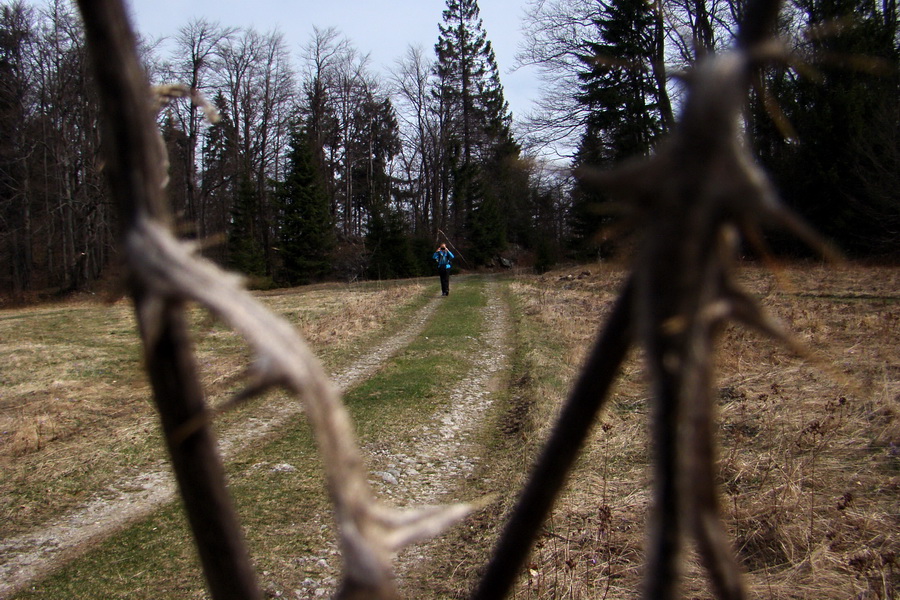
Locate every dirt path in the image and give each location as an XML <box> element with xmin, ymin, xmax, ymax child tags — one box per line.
<box><xmin>373</xmin><ymin>280</ymin><xmax>510</xmax><ymax>505</ymax></box>
<box><xmin>0</xmin><ymin>297</ymin><xmax>441</xmax><ymax>600</ymax></box>
<box><xmin>289</xmin><ymin>280</ymin><xmax>512</xmax><ymax>598</ymax></box>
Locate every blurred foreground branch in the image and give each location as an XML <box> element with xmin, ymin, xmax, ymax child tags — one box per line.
<box><xmin>76</xmin><ymin>1</ymin><xmax>476</xmax><ymax>599</ymax></box>
<box><xmin>473</xmin><ymin>0</ymin><xmax>835</xmax><ymax>598</ymax></box>
<box><xmin>75</xmin><ymin>0</ymin><xmax>836</xmax><ymax>597</ymax></box>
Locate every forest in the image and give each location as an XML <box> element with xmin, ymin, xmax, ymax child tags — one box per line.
<box><xmin>0</xmin><ymin>0</ymin><xmax>898</xmax><ymax>299</ymax></box>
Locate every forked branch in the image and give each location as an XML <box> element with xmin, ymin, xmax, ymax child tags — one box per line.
<box><xmin>76</xmin><ymin>1</ymin><xmax>476</xmax><ymax>598</ymax></box>
<box><xmin>472</xmin><ymin>0</ymin><xmax>833</xmax><ymax>598</ymax></box>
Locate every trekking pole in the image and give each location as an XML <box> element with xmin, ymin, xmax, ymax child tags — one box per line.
<box><xmin>437</xmin><ymin>229</ymin><xmax>471</xmax><ymax>268</ymax></box>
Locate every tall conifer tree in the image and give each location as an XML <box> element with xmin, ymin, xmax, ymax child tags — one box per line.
<box><xmin>276</xmin><ymin>120</ymin><xmax>335</xmax><ymax>285</ymax></box>
<box><xmin>571</xmin><ymin>0</ymin><xmax>665</xmax><ymax>257</ymax></box>
<box><xmin>751</xmin><ymin>0</ymin><xmax>899</xmax><ymax>254</ymax></box>
<box><xmin>433</xmin><ymin>0</ymin><xmax>521</xmax><ymax>263</ymax></box>
<box><xmin>227</xmin><ymin>178</ymin><xmax>267</xmax><ymax>279</ymax></box>
<box><xmin>366</xmin><ymin>206</ymin><xmax>416</xmax><ymax>279</ymax></box>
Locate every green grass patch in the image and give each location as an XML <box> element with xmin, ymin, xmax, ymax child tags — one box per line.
<box><xmin>11</xmin><ymin>279</ymin><xmax>488</xmax><ymax>599</ymax></box>
<box><xmin>347</xmin><ymin>279</ymin><xmax>484</xmax><ymax>440</ymax></box>
<box><xmin>14</xmin><ymin>504</ymin><xmax>203</xmax><ymax>600</ymax></box>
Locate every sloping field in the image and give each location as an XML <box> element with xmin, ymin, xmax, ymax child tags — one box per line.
<box><xmin>456</xmin><ymin>263</ymin><xmax>899</xmax><ymax>600</ymax></box>
<box><xmin>0</xmin><ymin>265</ymin><xmax>897</xmax><ymax>599</ymax></box>
<box><xmin>0</xmin><ymin>280</ymin><xmax>432</xmax><ymax>541</ymax></box>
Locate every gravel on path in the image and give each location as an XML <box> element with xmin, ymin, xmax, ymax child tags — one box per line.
<box><xmin>0</xmin><ymin>298</ymin><xmax>440</xmax><ymax>599</ymax></box>
<box><xmin>290</xmin><ymin>280</ymin><xmax>512</xmax><ymax>598</ymax></box>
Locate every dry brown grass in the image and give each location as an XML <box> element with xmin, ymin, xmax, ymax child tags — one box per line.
<box><xmin>500</xmin><ymin>262</ymin><xmax>898</xmax><ymax>600</ymax></box>
<box><xmin>2</xmin><ymin>265</ymin><xmax>896</xmax><ymax>599</ymax></box>
<box><xmin>0</xmin><ymin>280</ymin><xmax>428</xmax><ymax>540</ymax></box>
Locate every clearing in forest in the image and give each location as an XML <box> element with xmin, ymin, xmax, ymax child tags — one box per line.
<box><xmin>0</xmin><ymin>266</ymin><xmax>897</xmax><ymax>600</ymax></box>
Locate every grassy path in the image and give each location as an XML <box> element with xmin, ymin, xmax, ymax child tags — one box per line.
<box><xmin>0</xmin><ymin>286</ymin><xmax>442</xmax><ymax>599</ymax></box>
<box><xmin>3</xmin><ymin>276</ymin><xmax>516</xmax><ymax>599</ymax></box>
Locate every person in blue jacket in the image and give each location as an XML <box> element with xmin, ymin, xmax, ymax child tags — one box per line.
<box><xmin>433</xmin><ymin>243</ymin><xmax>454</xmax><ymax>296</ymax></box>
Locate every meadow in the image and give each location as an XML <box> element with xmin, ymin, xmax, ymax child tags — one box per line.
<box><xmin>0</xmin><ymin>263</ymin><xmax>897</xmax><ymax>599</ymax></box>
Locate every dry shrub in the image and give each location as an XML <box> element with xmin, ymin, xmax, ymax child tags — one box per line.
<box><xmin>510</xmin><ymin>263</ymin><xmax>899</xmax><ymax>600</ymax></box>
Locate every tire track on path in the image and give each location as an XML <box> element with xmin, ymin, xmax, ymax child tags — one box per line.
<box><xmin>388</xmin><ymin>279</ymin><xmax>511</xmax><ymax>586</ymax></box>
<box><xmin>0</xmin><ymin>296</ymin><xmax>440</xmax><ymax>599</ymax></box>
<box><xmin>290</xmin><ymin>279</ymin><xmax>512</xmax><ymax>598</ymax></box>
<box><xmin>372</xmin><ymin>279</ymin><xmax>510</xmax><ymax>505</ymax></box>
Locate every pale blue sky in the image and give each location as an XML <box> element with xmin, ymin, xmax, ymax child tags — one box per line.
<box><xmin>124</xmin><ymin>0</ymin><xmax>541</xmax><ymax>122</ymax></box>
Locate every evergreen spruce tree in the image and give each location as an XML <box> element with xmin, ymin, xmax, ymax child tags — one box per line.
<box><xmin>276</xmin><ymin>121</ymin><xmax>335</xmax><ymax>286</ymax></box>
<box><xmin>227</xmin><ymin>178</ymin><xmax>267</xmax><ymax>279</ymax></box>
<box><xmin>577</xmin><ymin>0</ymin><xmax>661</xmax><ymax>164</ymax></box>
<box><xmin>571</xmin><ymin>0</ymin><xmax>665</xmax><ymax>258</ymax></box>
<box><xmin>348</xmin><ymin>95</ymin><xmax>402</xmax><ymax>227</ymax></box>
<box><xmin>350</xmin><ymin>94</ymin><xmax>413</xmax><ymax>279</ymax></box>
<box><xmin>752</xmin><ymin>0</ymin><xmax>899</xmax><ymax>255</ymax></box>
<box><xmin>435</xmin><ymin>0</ymin><xmax>487</xmax><ymax>222</ymax></box>
<box><xmin>468</xmin><ymin>191</ymin><xmax>504</xmax><ymax>264</ymax></box>
<box><xmin>366</xmin><ymin>204</ymin><xmax>416</xmax><ymax>280</ymax></box>
<box><xmin>434</xmin><ymin>0</ymin><xmax>522</xmax><ymax>263</ymax></box>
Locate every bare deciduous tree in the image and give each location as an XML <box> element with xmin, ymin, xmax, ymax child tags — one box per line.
<box><xmin>299</xmin><ymin>27</ymin><xmax>355</xmax><ymax>227</ymax></box>
<box><xmin>390</xmin><ymin>44</ymin><xmax>456</xmax><ymax>236</ymax></box>
<box><xmin>166</xmin><ymin>18</ymin><xmax>237</xmax><ymax>235</ymax></box>
<box><xmin>516</xmin><ymin>0</ymin><xmax>608</xmax><ymax>159</ymax></box>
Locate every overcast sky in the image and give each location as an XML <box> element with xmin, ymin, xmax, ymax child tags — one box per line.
<box><xmin>124</xmin><ymin>0</ymin><xmax>542</xmax><ymax>123</ymax></box>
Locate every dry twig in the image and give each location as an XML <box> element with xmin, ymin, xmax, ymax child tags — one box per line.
<box><xmin>76</xmin><ymin>1</ymin><xmax>477</xmax><ymax>598</ymax></box>
<box><xmin>473</xmin><ymin>0</ymin><xmax>836</xmax><ymax>598</ymax></box>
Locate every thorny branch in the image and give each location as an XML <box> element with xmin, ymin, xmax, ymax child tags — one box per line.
<box><xmin>76</xmin><ymin>0</ymin><xmax>837</xmax><ymax>597</ymax></box>
<box><xmin>76</xmin><ymin>1</ymin><xmax>476</xmax><ymax>599</ymax></box>
<box><xmin>474</xmin><ymin>0</ymin><xmax>836</xmax><ymax>598</ymax></box>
